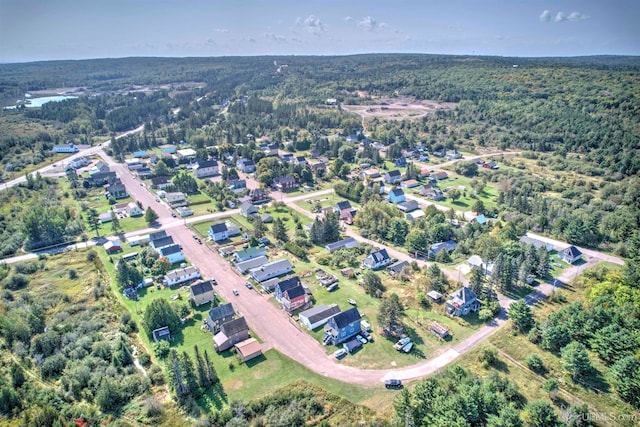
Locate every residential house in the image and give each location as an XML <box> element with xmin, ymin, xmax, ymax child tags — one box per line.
<box><xmin>193</xmin><ymin>159</ymin><xmax>219</xmax><ymax>178</ymax></box>
<box><xmin>189</xmin><ymin>280</ymin><xmax>216</xmax><ymax>306</ymax></box>
<box><xmin>362</xmin><ymin>169</ymin><xmax>381</xmax><ymax>179</ymax></box>
<box><xmin>234</xmin><ymin>338</ymin><xmax>262</xmax><ymax>362</ymax></box>
<box><xmin>214</xmin><ymin>317</ymin><xmax>250</xmax><ymax>352</ymax></box>
<box><xmin>205</xmin><ymin>303</ymin><xmax>235</xmax><ymax>333</ymax></box>
<box><xmin>235</xmin><ymin>247</ymin><xmax>266</xmax><ymax>263</ymax></box>
<box><xmin>273</xmin><ymin>176</ymin><xmax>298</xmax><ymax>191</ymax></box>
<box><xmin>106</xmin><ymin>183</ymin><xmax>128</xmax><ymax>200</ymax></box>
<box><xmin>432</xmin><ymin>171</ymin><xmax>449</xmax><ymax>180</ymax></box>
<box><xmin>394</xmin><ymin>157</ymin><xmax>407</xmax><ymax>167</ymax></box>
<box><xmin>482</xmin><ymin>161</ymin><xmax>499</xmax><ymax>170</ymax></box>
<box><xmin>127</xmin><ymin>234</ymin><xmax>150</xmax><ymax>246</ymax></box>
<box><xmin>225</xmin><ymin>221</ymin><xmax>241</xmax><ymax>238</ymax></box>
<box><xmin>176</xmin><ymin>148</ymin><xmax>196</xmax><ymax>160</ymax></box>
<box><xmin>281</xmin><ymin>285</ymin><xmax>308</xmax><ymax>312</ymax></box>
<box><xmin>421</xmin><ymin>187</ymin><xmax>445</xmax><ymax>201</ymax></box>
<box><xmin>148</xmin><ymin>153</ymin><xmax>159</xmax><ymax>165</ymax></box>
<box><xmin>471</xmin><ymin>214</ymin><xmax>487</xmax><ymax>225</ymax></box>
<box><xmin>260</xmin><ymin>213</ymin><xmax>273</xmax><ymax>223</ymax></box>
<box><xmin>86</xmin><ymin>171</ymin><xmax>117</xmax><ymax>187</ymax></box>
<box><xmin>397</xmin><ymin>200</ymin><xmax>419</xmax><ymax>213</ymax></box>
<box><xmin>387</xmin><ymin>188</ymin><xmax>406</xmax><ymax>204</ymax></box>
<box><xmin>249</xmin><ymin>188</ymin><xmax>268</xmax><ymax>203</ymax></box>
<box><xmin>99</xmin><ymin>212</ymin><xmax>114</xmax><ymax>223</ymax></box>
<box><xmin>228</xmin><ymin>179</ymin><xmax>247</xmax><ymax>192</ymax></box>
<box><xmin>236</xmin><ymin>158</ymin><xmax>256</xmax><ymax>173</ymax></box>
<box><xmin>259</xmin><ymin>277</ymin><xmax>281</xmax><ymax>292</ymax></box>
<box><xmin>235</xmin><ymin>256</ymin><xmax>269</xmax><ymax>274</ymax></box>
<box><xmin>249</xmin><ymin>259</ymin><xmax>293</xmax><ymax>283</ymax></box>
<box><xmin>176</xmin><ymin>206</ymin><xmax>193</xmax><ymax>217</ymax></box>
<box><xmin>151</xmin><ymin>176</ymin><xmax>171</xmax><ymax>190</ymax></box>
<box><xmin>428</xmin><ymin>240</ymin><xmax>457</xmax><ymax>258</ymax></box>
<box><xmin>323</xmin><ymin>307</ymin><xmax>362</xmax><ymax>345</ymax></box>
<box><xmin>90</xmin><ymin>161</ymin><xmax>110</xmax><ymax>176</ymax></box>
<box><xmin>384</xmin><ymin>170</ymin><xmax>402</xmax><ymax>184</ymax></box>
<box><xmin>519</xmin><ymin>236</ymin><xmax>554</xmax><ymax>252</ymax></box>
<box><xmin>362</xmin><ymin>248</ymin><xmax>392</xmax><ymax>270</ymax></box>
<box><xmin>274</xmin><ymin>277</ymin><xmax>302</xmax><ymax>302</ymax></box>
<box><xmin>325</xmin><ymin>237</ymin><xmax>359</xmax><ymax>253</ymax></box>
<box><xmin>387</xmin><ymin>260</ymin><xmax>409</xmax><ymax>275</ymax></box>
<box><xmin>240</xmin><ymin>202</ymin><xmax>259</xmax><ymax>217</ymax></box>
<box><xmin>136</xmin><ymin>167</ymin><xmax>153</xmax><ymax>179</ymax></box>
<box><xmin>334</xmin><ymin>200</ymin><xmax>352</xmax><ymax>213</ymax></box>
<box><xmin>125</xmin><ymin>158</ymin><xmax>143</xmax><ymax>170</ymax></box>
<box><xmin>420</xmin><ymin>168</ymin><xmax>431</xmax><ymax>178</ymax></box>
<box><xmin>152</xmin><ymin>327</ymin><xmax>171</xmax><ymax>342</ymax></box>
<box><xmin>163</xmin><ymin>266</ymin><xmax>201</xmax><ymax>287</ymax></box>
<box><xmin>103</xmin><ymin>239</ymin><xmax>122</xmax><ymax>254</ymax></box>
<box><xmin>294</xmin><ymin>156</ymin><xmax>307</xmax><ymax>166</ymax></box>
<box><xmin>52</xmin><ymin>143</ymin><xmax>79</xmax><ymax>153</ymax></box>
<box><xmin>67</xmin><ymin>156</ymin><xmax>91</xmax><ymax>170</ymax></box>
<box><xmin>127</xmin><ymin>202</ymin><xmax>143</xmax><ymax>217</ymax></box>
<box><xmin>560</xmin><ymin>246</ymin><xmax>583</xmax><ymax>264</ymax></box>
<box><xmin>149</xmin><ymin>230</ymin><xmax>167</xmax><ymax>241</ymax></box>
<box><xmin>299</xmin><ymin>304</ymin><xmax>341</xmax><ymax>330</ymax></box>
<box><xmin>311</xmin><ymin>162</ymin><xmax>327</xmax><ymax>176</ymax></box>
<box><xmin>401</xmin><ymin>179</ymin><xmax>420</xmax><ymax>188</ymax></box>
<box><xmin>280</xmin><ymin>153</ymin><xmax>294</xmax><ymax>163</ymax></box>
<box><xmin>166</xmin><ymin>192</ymin><xmax>188</xmax><ymax>208</ymax></box>
<box><xmin>159</xmin><ymin>244</ymin><xmax>185</xmax><ymax>264</ymax></box>
<box><xmin>406</xmin><ymin>210</ymin><xmax>426</xmax><ymax>222</ymax></box>
<box><xmin>445</xmin><ymin>149</ymin><xmax>462</xmax><ymax>160</ymax></box>
<box><xmin>208</xmin><ymin>223</ymin><xmax>229</xmax><ymax>242</ymax></box>
<box><xmin>151</xmin><ymin>236</ymin><xmax>175</xmax><ymax>252</ymax></box>
<box><xmin>263</xmin><ymin>144</ymin><xmax>279</xmax><ymax>157</ymax></box>
<box><xmin>446</xmin><ymin>287</ymin><xmax>481</xmax><ymax>316</ymax></box>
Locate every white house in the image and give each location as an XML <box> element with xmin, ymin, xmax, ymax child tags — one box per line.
<box><xmin>249</xmin><ymin>259</ymin><xmax>293</xmax><ymax>283</ymax></box>
<box><xmin>362</xmin><ymin>249</ymin><xmax>392</xmax><ymax>270</ymax></box>
<box><xmin>298</xmin><ymin>304</ymin><xmax>341</xmax><ymax>330</ymax></box>
<box><xmin>189</xmin><ymin>280</ymin><xmax>216</xmax><ymax>306</ymax></box>
<box><xmin>208</xmin><ymin>223</ymin><xmax>229</xmax><ymax>242</ymax></box>
<box><xmin>193</xmin><ymin>159</ymin><xmax>219</xmax><ymax>178</ymax></box>
<box><xmin>164</xmin><ymin>266</ymin><xmax>200</xmax><ymax>287</ymax></box>
<box><xmin>127</xmin><ymin>202</ymin><xmax>143</xmax><ymax>217</ymax></box>
<box><xmin>53</xmin><ymin>143</ymin><xmax>79</xmax><ymax>153</ymax></box>
<box><xmin>235</xmin><ymin>256</ymin><xmax>269</xmax><ymax>274</ymax></box>
<box><xmin>159</xmin><ymin>244</ymin><xmax>185</xmax><ymax>264</ymax></box>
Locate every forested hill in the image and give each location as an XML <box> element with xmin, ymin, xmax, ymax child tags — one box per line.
<box><xmin>1</xmin><ymin>54</ymin><xmax>639</xmax><ymax>175</ymax></box>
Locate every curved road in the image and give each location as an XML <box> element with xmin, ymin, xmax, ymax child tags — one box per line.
<box><xmin>0</xmin><ymin>135</ymin><xmax>623</xmax><ymax>385</ymax></box>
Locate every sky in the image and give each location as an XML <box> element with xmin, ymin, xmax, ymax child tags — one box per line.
<box><xmin>1</xmin><ymin>0</ymin><xmax>639</xmax><ymax>63</ymax></box>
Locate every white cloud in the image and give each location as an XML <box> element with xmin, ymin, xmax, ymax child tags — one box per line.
<box><xmin>213</xmin><ymin>28</ymin><xmax>228</xmax><ymax>33</ymax></box>
<box><xmin>264</xmin><ymin>33</ymin><xmax>287</xmax><ymax>43</ymax></box>
<box><xmin>299</xmin><ymin>14</ymin><xmax>325</xmax><ymax>33</ymax></box>
<box><xmin>567</xmin><ymin>12</ymin><xmax>589</xmax><ymax>21</ymax></box>
<box><xmin>344</xmin><ymin>16</ymin><xmax>353</xmax><ymax>22</ymax></box>
<box><xmin>358</xmin><ymin>16</ymin><xmax>386</xmax><ymax>32</ymax></box>
<box><xmin>539</xmin><ymin>10</ymin><xmax>551</xmax><ymax>22</ymax></box>
<box><xmin>555</xmin><ymin>11</ymin><xmax>589</xmax><ymax>23</ymax></box>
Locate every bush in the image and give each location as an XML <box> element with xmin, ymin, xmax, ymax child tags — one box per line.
<box><xmin>154</xmin><ymin>341</ymin><xmax>170</xmax><ymax>359</ymax></box>
<box><xmin>68</xmin><ymin>269</ymin><xmax>78</xmax><ymax>279</ymax></box>
<box><xmin>13</xmin><ymin>261</ymin><xmax>39</xmax><ymax>275</ymax></box>
<box><xmin>478</xmin><ymin>346</ymin><xmax>498</xmax><ymax>368</ymax></box>
<box><xmin>138</xmin><ymin>352</ymin><xmax>151</xmax><ymax>366</ymax></box>
<box><xmin>3</xmin><ymin>274</ymin><xmax>29</xmax><ymax>290</ymax></box>
<box><xmin>86</xmin><ymin>250</ymin><xmax>97</xmax><ymax>262</ymax></box>
<box><xmin>525</xmin><ymin>354</ymin><xmax>546</xmax><ymax>374</ymax></box>
<box><xmin>148</xmin><ymin>364</ymin><xmax>165</xmax><ymax>386</ymax></box>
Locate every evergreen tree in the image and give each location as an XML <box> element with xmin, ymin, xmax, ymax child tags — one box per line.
<box><xmin>508</xmin><ymin>300</ymin><xmax>535</xmax><ymax>334</ymax></box>
<box><xmin>536</xmin><ymin>247</ymin><xmax>550</xmax><ymax>278</ymax></box>
<box><xmin>253</xmin><ymin>216</ymin><xmax>266</xmax><ymax>239</ymax></box>
<box><xmin>377</xmin><ymin>293</ymin><xmax>404</xmax><ymax>332</ymax></box>
<box><xmin>470</xmin><ymin>268</ymin><xmax>485</xmax><ymax>297</ymax></box>
<box><xmin>179</xmin><ymin>351</ymin><xmax>198</xmax><ymax>394</ymax></box>
<box><xmin>168</xmin><ymin>350</ymin><xmax>189</xmax><ymax>398</ymax></box>
<box><xmin>561</xmin><ymin>341</ymin><xmax>592</xmax><ymax>381</ymax></box>
<box><xmin>110</xmin><ymin>208</ymin><xmax>121</xmax><ymax>234</ymax></box>
<box><xmin>608</xmin><ymin>356</ymin><xmax>640</xmax><ymax>408</ymax></box>
<box><xmin>272</xmin><ymin>218</ymin><xmax>289</xmax><ymax>242</ymax></box>
<box><xmin>203</xmin><ymin>350</ymin><xmax>219</xmax><ymax>385</ymax></box>
<box><xmin>112</xmin><ymin>336</ymin><xmax>133</xmax><ymax>367</ymax></box>
<box><xmin>387</xmin><ymin>218</ymin><xmax>409</xmax><ymax>246</ymax></box>
<box><xmin>86</xmin><ymin>208</ymin><xmax>101</xmax><ymax>237</ymax></box>
<box><xmin>193</xmin><ymin>345</ymin><xmax>210</xmax><ymax>388</ymax></box>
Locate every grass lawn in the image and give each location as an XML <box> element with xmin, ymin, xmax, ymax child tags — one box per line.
<box><xmin>294</xmin><ymin>192</ymin><xmax>361</xmax><ymax>212</ymax></box>
<box><xmin>429</xmin><ymin>174</ymin><xmax>499</xmax><ymax>212</ymax></box>
<box><xmin>185</xmin><ymin>192</ymin><xmax>216</xmax><ymax>216</ymax></box>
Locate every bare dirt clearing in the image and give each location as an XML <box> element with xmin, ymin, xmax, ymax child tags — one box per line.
<box><xmin>342</xmin><ymin>97</ymin><xmax>457</xmax><ymax>122</ymax></box>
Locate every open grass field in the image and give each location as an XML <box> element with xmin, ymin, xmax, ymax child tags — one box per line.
<box><xmin>429</xmin><ymin>173</ymin><xmax>500</xmax><ymax>212</ymax></box>
<box><xmin>294</xmin><ymin>192</ymin><xmax>361</xmax><ymax>212</ymax></box>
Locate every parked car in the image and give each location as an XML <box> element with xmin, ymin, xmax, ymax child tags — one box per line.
<box><xmin>356</xmin><ymin>335</ymin><xmax>367</xmax><ymax>345</ymax></box>
<box><xmin>192</xmin><ymin>234</ymin><xmax>198</xmax><ymax>239</ymax></box>
<box><xmin>347</xmin><ymin>298</ymin><xmax>356</xmax><ymax>305</ymax></box>
<box><xmin>362</xmin><ymin>330</ymin><xmax>373</xmax><ymax>342</ymax></box>
<box><xmin>394</xmin><ymin>337</ymin><xmax>411</xmax><ymax>350</ymax></box>
<box><xmin>333</xmin><ymin>349</ymin><xmax>347</xmax><ymax>359</ymax></box>
<box><xmin>384</xmin><ymin>379</ymin><xmax>403</xmax><ymax>389</ymax></box>
<box><xmin>245</xmin><ymin>282</ymin><xmax>253</xmax><ymax>289</ymax></box>
<box><xmin>233</xmin><ymin>289</ymin><xmax>239</xmax><ymax>296</ymax></box>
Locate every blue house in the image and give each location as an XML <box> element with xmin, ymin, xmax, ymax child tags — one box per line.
<box><xmin>387</xmin><ymin>188</ymin><xmax>406</xmax><ymax>204</ymax></box>
<box><xmin>394</xmin><ymin>157</ymin><xmax>407</xmax><ymax>167</ymax></box>
<box><xmin>323</xmin><ymin>307</ymin><xmax>362</xmax><ymax>345</ymax></box>
<box><xmin>208</xmin><ymin>223</ymin><xmax>229</xmax><ymax>242</ymax></box>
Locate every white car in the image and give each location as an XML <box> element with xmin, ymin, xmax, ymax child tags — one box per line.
<box><xmin>233</xmin><ymin>289</ymin><xmax>239</xmax><ymax>296</ymax></box>
<box><xmin>333</xmin><ymin>349</ymin><xmax>347</xmax><ymax>359</ymax></box>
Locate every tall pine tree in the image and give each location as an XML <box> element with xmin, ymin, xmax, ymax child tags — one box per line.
<box><xmin>179</xmin><ymin>351</ymin><xmax>198</xmax><ymax>394</ymax></box>
<box><xmin>203</xmin><ymin>350</ymin><xmax>219</xmax><ymax>385</ymax></box>
<box><xmin>193</xmin><ymin>345</ymin><xmax>210</xmax><ymax>389</ymax></box>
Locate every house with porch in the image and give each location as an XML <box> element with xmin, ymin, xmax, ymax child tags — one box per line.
<box><xmin>106</xmin><ymin>183</ymin><xmax>128</xmax><ymax>200</ymax></box>
<box><xmin>446</xmin><ymin>287</ymin><xmax>481</xmax><ymax>316</ymax></box>
<box><xmin>205</xmin><ymin>303</ymin><xmax>235</xmax><ymax>333</ymax></box>
<box><xmin>384</xmin><ymin>170</ymin><xmax>402</xmax><ymax>185</ymax></box>
<box><xmin>560</xmin><ymin>246</ymin><xmax>583</xmax><ymax>264</ymax></box>
<box><xmin>240</xmin><ymin>202</ymin><xmax>259</xmax><ymax>217</ymax></box>
<box><xmin>387</xmin><ymin>188</ymin><xmax>406</xmax><ymax>204</ymax></box>
<box><xmin>273</xmin><ymin>176</ymin><xmax>298</xmax><ymax>191</ymax></box>
<box><xmin>208</xmin><ymin>223</ymin><xmax>229</xmax><ymax>242</ymax></box>
<box><xmin>159</xmin><ymin>244</ymin><xmax>185</xmax><ymax>264</ymax></box>
<box><xmin>214</xmin><ymin>317</ymin><xmax>250</xmax><ymax>352</ymax></box>
<box><xmin>166</xmin><ymin>192</ymin><xmax>188</xmax><ymax>208</ymax></box>
<box><xmin>362</xmin><ymin>248</ymin><xmax>392</xmax><ymax>270</ymax></box>
<box><xmin>323</xmin><ymin>307</ymin><xmax>362</xmax><ymax>345</ymax></box>
<box><xmin>163</xmin><ymin>266</ymin><xmax>201</xmax><ymax>287</ymax></box>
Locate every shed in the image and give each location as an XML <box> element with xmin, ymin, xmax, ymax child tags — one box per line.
<box><xmin>152</xmin><ymin>326</ymin><xmax>171</xmax><ymax>342</ymax></box>
<box><xmin>298</xmin><ymin>304</ymin><xmax>341</xmax><ymax>330</ymax></box>
<box><xmin>343</xmin><ymin>338</ymin><xmax>362</xmax><ymax>353</ymax></box>
<box><xmin>427</xmin><ymin>290</ymin><xmax>443</xmax><ymax>302</ymax></box>
<box><xmin>235</xmin><ymin>338</ymin><xmax>263</xmax><ymax>362</ymax></box>
<box><xmin>430</xmin><ymin>322</ymin><xmax>450</xmax><ymax>339</ymax></box>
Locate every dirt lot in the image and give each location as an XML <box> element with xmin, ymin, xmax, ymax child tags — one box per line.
<box><xmin>342</xmin><ymin>96</ymin><xmax>457</xmax><ymax>122</ymax></box>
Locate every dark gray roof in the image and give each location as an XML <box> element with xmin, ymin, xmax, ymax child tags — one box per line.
<box><xmin>335</xmin><ymin>200</ymin><xmax>352</xmax><ymax>211</ymax></box>
<box><xmin>210</xmin><ymin>223</ymin><xmax>228</xmax><ymax>233</ymax></box>
<box><xmin>325</xmin><ymin>237</ymin><xmax>358</xmax><ymax>252</ymax></box>
<box><xmin>190</xmin><ymin>280</ymin><xmax>214</xmax><ymax>296</ymax></box>
<box><xmin>390</xmin><ymin>188</ymin><xmax>405</xmax><ymax>197</ymax></box>
<box><xmin>284</xmin><ymin>286</ymin><xmax>305</xmax><ymax>300</ymax></box>
<box><xmin>221</xmin><ymin>317</ymin><xmax>248</xmax><ymax>336</ymax></box>
<box><xmin>430</xmin><ymin>240</ymin><xmax>457</xmax><ymax>254</ymax></box>
<box><xmin>151</xmin><ymin>175</ymin><xmax>170</xmax><ymax>185</ymax></box>
<box><xmin>152</xmin><ymin>236</ymin><xmax>175</xmax><ymax>248</ymax></box>
<box><xmin>197</xmin><ymin>159</ymin><xmax>218</xmax><ymax>168</ymax></box>
<box><xmin>331</xmin><ymin>307</ymin><xmax>361</xmax><ymax>329</ymax></box>
<box><xmin>343</xmin><ymin>338</ymin><xmax>362</xmax><ymax>352</ymax></box>
<box><xmin>387</xmin><ymin>170</ymin><xmax>401</xmax><ymax>177</ymax></box>
<box><xmin>160</xmin><ymin>244</ymin><xmax>182</xmax><ymax>256</ymax></box>
<box><xmin>149</xmin><ymin>231</ymin><xmax>167</xmax><ymax>241</ymax></box>
<box><xmin>387</xmin><ymin>260</ymin><xmax>409</xmax><ymax>273</ymax></box>
<box><xmin>276</xmin><ymin>276</ymin><xmax>302</xmax><ymax>294</ymax></box>
<box><xmin>564</xmin><ymin>245</ymin><xmax>582</xmax><ymax>257</ymax></box>
<box><xmin>209</xmin><ymin>303</ymin><xmax>235</xmax><ymax>321</ymax></box>
<box><xmin>152</xmin><ymin>327</ymin><xmax>170</xmax><ymax>340</ymax></box>
<box><xmin>300</xmin><ymin>304</ymin><xmax>341</xmax><ymax>324</ymax></box>
<box><xmin>368</xmin><ymin>249</ymin><xmax>390</xmax><ymax>263</ymax></box>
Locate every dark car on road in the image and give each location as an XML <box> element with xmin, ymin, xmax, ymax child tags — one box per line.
<box><xmin>384</xmin><ymin>379</ymin><xmax>403</xmax><ymax>389</ymax></box>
